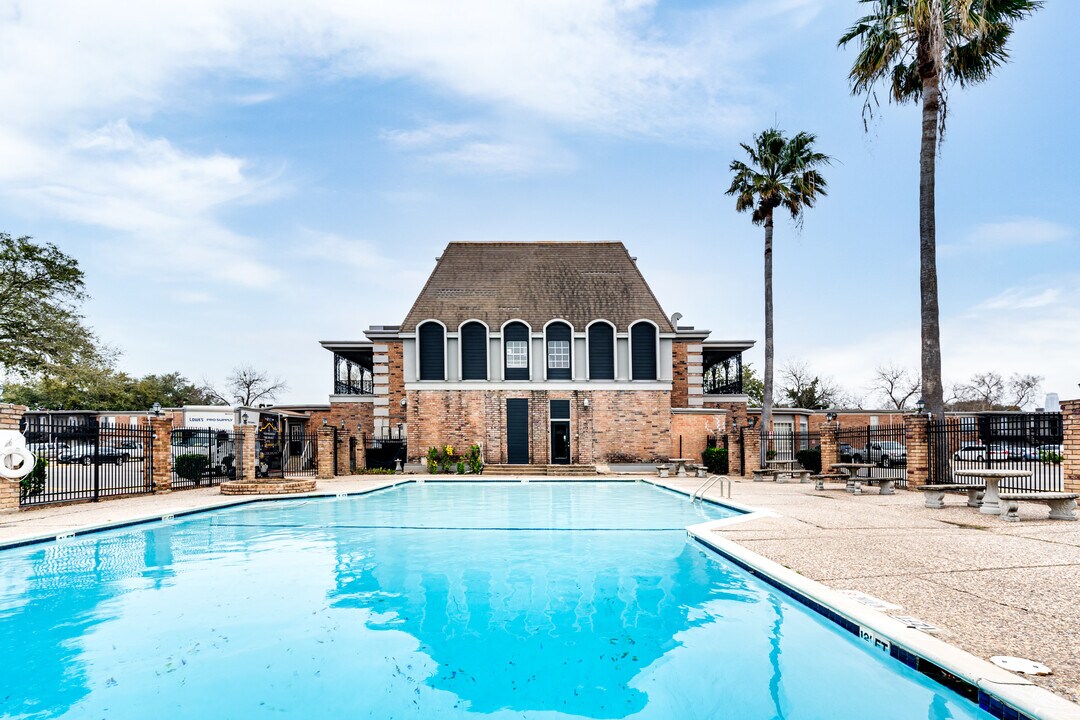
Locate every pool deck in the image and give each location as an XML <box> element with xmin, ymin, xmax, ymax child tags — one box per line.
<box><xmin>654</xmin><ymin>475</ymin><xmax>1080</xmax><ymax>705</ymax></box>
<box><xmin>3</xmin><ymin>473</ymin><xmax>1079</xmax><ymax>708</ymax></box>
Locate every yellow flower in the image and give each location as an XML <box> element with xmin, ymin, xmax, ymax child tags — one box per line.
<box><xmin>445</xmin><ymin>445</ymin><xmax>454</xmax><ymax>456</ymax></box>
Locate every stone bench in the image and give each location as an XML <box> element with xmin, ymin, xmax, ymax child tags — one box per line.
<box><xmin>922</xmin><ymin>483</ymin><xmax>985</xmax><ymax>509</ymax></box>
<box><xmin>690</xmin><ymin>464</ymin><xmax>707</xmax><ymax>478</ymax></box>
<box><xmin>810</xmin><ymin>473</ymin><xmax>846</xmax><ymax>491</ymax></box>
<box><xmin>752</xmin><ymin>468</ymin><xmax>779</xmax><ymax>482</ymax></box>
<box><xmin>1000</xmin><ymin>492</ymin><xmax>1079</xmax><ymax>522</ymax></box>
<box><xmin>655</xmin><ymin>464</ymin><xmax>671</xmax><ymax>478</ymax></box>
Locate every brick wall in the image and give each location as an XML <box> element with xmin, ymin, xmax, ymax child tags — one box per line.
<box><xmin>406</xmin><ymin>389</ymin><xmax>672</xmax><ymax>465</ymax></box>
<box><xmin>306</xmin><ymin>402</ymin><xmax>375</xmax><ymax>474</ymax></box>
<box><xmin>0</xmin><ymin>403</ymin><xmax>26</xmax><ymax>430</ymax></box>
<box><xmin>671</xmin><ymin>411</ymin><xmax>725</xmax><ymax>463</ymax></box>
<box><xmin>671</xmin><ymin>341</ymin><xmax>689</xmax><ymax>409</ymax></box>
<box><xmin>905</xmin><ymin>415</ymin><xmax>930</xmax><ymax>489</ymax></box>
<box><xmin>807</xmin><ymin>411</ymin><xmax>910</xmax><ymax>433</ymax></box>
<box><xmin>1063</xmin><ymin>400</ymin><xmax>1080</xmax><ymax>495</ymax></box>
<box><xmin>0</xmin><ymin>404</ymin><xmax>27</xmax><ymax>511</ymax></box>
<box><xmin>149</xmin><ymin>416</ymin><xmax>173</xmax><ymax>493</ymax></box>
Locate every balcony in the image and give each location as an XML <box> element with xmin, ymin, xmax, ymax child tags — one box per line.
<box><xmin>334</xmin><ymin>352</ymin><xmax>374</xmax><ymax>395</ymax></box>
<box><xmin>702</xmin><ymin>351</ymin><xmax>743</xmax><ymax>395</ymax></box>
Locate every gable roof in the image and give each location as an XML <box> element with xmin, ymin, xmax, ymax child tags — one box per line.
<box><xmin>400</xmin><ymin>242</ymin><xmax>675</xmax><ymax>333</ymax></box>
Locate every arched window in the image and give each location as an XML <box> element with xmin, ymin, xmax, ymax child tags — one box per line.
<box><xmin>417</xmin><ymin>321</ymin><xmax>445</xmax><ymax>381</ymax></box>
<box><xmin>545</xmin><ymin>321</ymin><xmax>572</xmax><ymax>380</ymax></box>
<box><xmin>630</xmin><ymin>321</ymin><xmax>657</xmax><ymax>381</ymax></box>
<box><xmin>503</xmin><ymin>321</ymin><xmax>530</xmax><ymax>380</ymax></box>
<box><xmin>587</xmin><ymin>321</ymin><xmax>615</xmax><ymax>380</ymax></box>
<box><xmin>460</xmin><ymin>321</ymin><xmax>488</xmax><ymax>380</ymax></box>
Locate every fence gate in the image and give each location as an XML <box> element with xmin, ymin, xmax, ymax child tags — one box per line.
<box><xmin>760</xmin><ymin>430</ymin><xmax>821</xmax><ymax>467</ymax></box>
<box><xmin>19</xmin><ymin>419</ymin><xmax>155</xmax><ymax>507</ymax></box>
<box><xmin>171</xmin><ymin>427</ymin><xmax>236</xmax><ymax>489</ymax></box>
<box><xmin>365</xmin><ymin>428</ymin><xmax>406</xmax><ymax>470</ymax></box>
<box><xmin>835</xmin><ymin>424</ymin><xmax>908</xmax><ymax>488</ymax></box>
<box><xmin>928</xmin><ymin>412</ymin><xmax>1063</xmax><ymax>491</ymax></box>
<box><xmin>282</xmin><ymin>426</ymin><xmax>318</xmax><ymax>478</ymax></box>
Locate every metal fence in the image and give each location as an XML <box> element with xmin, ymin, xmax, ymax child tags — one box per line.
<box><xmin>836</xmin><ymin>424</ymin><xmax>909</xmax><ymax>488</ymax></box>
<box><xmin>282</xmin><ymin>429</ymin><xmax>319</xmax><ymax>478</ymax></box>
<box><xmin>928</xmin><ymin>413</ymin><xmax>1063</xmax><ymax>491</ymax></box>
<box><xmin>365</xmin><ymin>427</ymin><xmax>406</xmax><ymax>470</ymax></box>
<box><xmin>19</xmin><ymin>419</ymin><xmax>155</xmax><ymax>506</ymax></box>
<box><xmin>170</xmin><ymin>427</ymin><xmax>236</xmax><ymax>489</ymax></box>
<box><xmin>760</xmin><ymin>430</ymin><xmax>821</xmax><ymax>466</ymax></box>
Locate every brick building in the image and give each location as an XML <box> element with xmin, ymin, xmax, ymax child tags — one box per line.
<box><xmin>319</xmin><ymin>242</ymin><xmax>753</xmax><ymax>468</ymax></box>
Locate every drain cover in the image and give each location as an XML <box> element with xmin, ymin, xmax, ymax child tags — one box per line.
<box><xmin>990</xmin><ymin>656</ymin><xmax>1052</xmax><ymax>675</ymax></box>
<box><xmin>893</xmin><ymin>615</ymin><xmax>941</xmax><ymax>633</ymax></box>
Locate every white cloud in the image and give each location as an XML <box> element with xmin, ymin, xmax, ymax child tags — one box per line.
<box><xmin>299</xmin><ymin>230</ymin><xmax>390</xmax><ymax>270</ymax></box>
<box><xmin>943</xmin><ymin>217</ymin><xmax>1073</xmax><ymax>255</ymax></box>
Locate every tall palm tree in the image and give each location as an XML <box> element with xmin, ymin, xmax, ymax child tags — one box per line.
<box><xmin>727</xmin><ymin>129</ymin><xmax>831</xmax><ymax>440</ymax></box>
<box><xmin>839</xmin><ymin>0</ymin><xmax>1041</xmax><ymax>419</ymax></box>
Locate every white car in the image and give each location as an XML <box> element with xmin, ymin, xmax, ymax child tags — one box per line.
<box><xmin>952</xmin><ymin>444</ymin><xmax>1009</xmax><ymax>462</ymax></box>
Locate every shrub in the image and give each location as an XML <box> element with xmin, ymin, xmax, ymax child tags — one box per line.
<box><xmin>456</xmin><ymin>461</ymin><xmax>465</xmax><ymax>474</ymax></box>
<box><xmin>795</xmin><ymin>447</ymin><xmax>822</xmax><ymax>473</ymax></box>
<box><xmin>701</xmin><ymin>447</ymin><xmax>729</xmax><ymax>474</ymax></box>
<box><xmin>426</xmin><ymin>447</ymin><xmax>440</xmax><ymax>474</ymax></box>
<box><xmin>20</xmin><ymin>458</ymin><xmax>47</xmax><ymax>499</ymax></box>
<box><xmin>355</xmin><ymin>468</ymin><xmax>397</xmax><ymax>475</ymax></box>
<box><xmin>467</xmin><ymin>444</ymin><xmax>484</xmax><ymax>474</ymax></box>
<box><xmin>175</xmin><ymin>453</ymin><xmax>210</xmax><ymax>481</ymax></box>
<box><xmin>1040</xmin><ymin>451</ymin><xmax>1063</xmax><ymax>464</ymax></box>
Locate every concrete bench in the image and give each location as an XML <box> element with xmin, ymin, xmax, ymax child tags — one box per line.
<box><xmin>1000</xmin><ymin>492</ymin><xmax>1079</xmax><ymax>522</ymax></box>
<box><xmin>810</xmin><ymin>473</ymin><xmax>846</xmax><ymax>491</ymax></box>
<box><xmin>922</xmin><ymin>483</ymin><xmax>985</xmax><ymax>509</ymax></box>
<box><xmin>655</xmin><ymin>464</ymin><xmax>671</xmax><ymax>478</ymax></box>
<box><xmin>752</xmin><ymin>469</ymin><xmax>779</xmax><ymax>482</ymax></box>
<box><xmin>690</xmin><ymin>464</ymin><xmax>707</xmax><ymax>478</ymax></box>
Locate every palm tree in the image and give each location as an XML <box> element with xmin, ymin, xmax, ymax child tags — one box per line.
<box><xmin>839</xmin><ymin>0</ymin><xmax>1041</xmax><ymax>418</ymax></box>
<box><xmin>727</xmin><ymin>129</ymin><xmax>831</xmax><ymax>441</ymax></box>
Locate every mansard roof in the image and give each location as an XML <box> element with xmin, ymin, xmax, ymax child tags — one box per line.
<box><xmin>400</xmin><ymin>242</ymin><xmax>675</xmax><ymax>333</ymax></box>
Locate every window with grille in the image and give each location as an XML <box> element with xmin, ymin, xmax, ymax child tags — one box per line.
<box><xmin>547</xmin><ymin>340</ymin><xmax>570</xmax><ymax>369</ymax></box>
<box><xmin>506</xmin><ymin>341</ymin><xmax>528</xmax><ymax>369</ymax></box>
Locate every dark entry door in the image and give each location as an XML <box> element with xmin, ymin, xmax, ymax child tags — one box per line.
<box><xmin>506</xmin><ymin>399</ymin><xmax>529</xmax><ymax>464</ymax></box>
<box><xmin>551</xmin><ymin>421</ymin><xmax>570</xmax><ymax>464</ymax></box>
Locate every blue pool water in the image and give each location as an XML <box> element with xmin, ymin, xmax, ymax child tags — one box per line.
<box><xmin>0</xmin><ymin>481</ymin><xmax>989</xmax><ymax>719</ymax></box>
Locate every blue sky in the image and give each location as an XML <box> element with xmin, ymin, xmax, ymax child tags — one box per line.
<box><xmin>1</xmin><ymin>0</ymin><xmax>1076</xmax><ymax>406</ymax></box>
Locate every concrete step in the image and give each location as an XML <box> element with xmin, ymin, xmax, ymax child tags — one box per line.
<box><xmin>483</xmin><ymin>464</ymin><xmax>597</xmax><ymax>476</ymax></box>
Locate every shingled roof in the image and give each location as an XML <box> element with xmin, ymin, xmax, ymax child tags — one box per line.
<box><xmin>400</xmin><ymin>242</ymin><xmax>675</xmax><ymax>333</ymax></box>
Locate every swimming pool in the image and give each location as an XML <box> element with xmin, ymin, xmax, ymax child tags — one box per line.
<box><xmin>0</xmin><ymin>481</ymin><xmax>992</xmax><ymax>719</ymax></box>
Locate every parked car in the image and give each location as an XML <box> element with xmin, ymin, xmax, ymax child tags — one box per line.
<box><xmin>839</xmin><ymin>444</ymin><xmax>856</xmax><ymax>462</ymax></box>
<box><xmin>1005</xmin><ymin>445</ymin><xmax>1039</xmax><ymax>461</ymax></box>
<box><xmin>952</xmin><ymin>444</ymin><xmax>1009</xmax><ymax>462</ymax></box>
<box><xmin>57</xmin><ymin>444</ymin><xmax>129</xmax><ymax>465</ymax></box>
<box><xmin>103</xmin><ymin>439</ymin><xmax>144</xmax><ymax>460</ymax></box>
<box><xmin>26</xmin><ymin>441</ymin><xmax>70</xmax><ymax>459</ymax></box>
<box><xmin>851</xmin><ymin>441</ymin><xmax>907</xmax><ymax>467</ymax></box>
<box><xmin>1036</xmin><ymin>444</ymin><xmax>1063</xmax><ymax>463</ymax></box>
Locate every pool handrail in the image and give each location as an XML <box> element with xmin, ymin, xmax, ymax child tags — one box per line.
<box><xmin>692</xmin><ymin>474</ymin><xmax>731</xmax><ymax>501</ymax></box>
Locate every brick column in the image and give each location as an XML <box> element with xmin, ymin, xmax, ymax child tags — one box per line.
<box><xmin>727</xmin><ymin>430</ymin><xmax>743</xmax><ymax>475</ymax></box>
<box><xmin>905</xmin><ymin>414</ymin><xmax>930</xmax><ymax>490</ymax></box>
<box><xmin>236</xmin><ymin>424</ymin><xmax>256</xmax><ymax>482</ymax></box>
<box><xmin>820</xmin><ymin>422</ymin><xmax>839</xmax><ymax>474</ymax></box>
<box><xmin>0</xmin><ymin>404</ymin><xmax>27</xmax><ymax>511</ymax></box>
<box><xmin>317</xmin><ymin>427</ymin><xmax>336</xmax><ymax>479</ymax></box>
<box><xmin>743</xmin><ymin>429</ymin><xmax>762</xmax><ymax>475</ymax></box>
<box><xmin>148</xmin><ymin>415</ymin><xmax>173</xmax><ymax>493</ymax></box>
<box><xmin>1062</xmin><ymin>400</ymin><xmax>1080</xmax><ymax>495</ymax></box>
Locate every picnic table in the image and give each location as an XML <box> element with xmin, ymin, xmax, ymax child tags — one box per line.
<box><xmin>954</xmin><ymin>469</ymin><xmax>1033</xmax><ymax>515</ymax></box>
<box><xmin>829</xmin><ymin>462</ymin><xmax>880</xmax><ymax>494</ymax></box>
<box><xmin>766</xmin><ymin>459</ymin><xmax>808</xmax><ymax>483</ymax></box>
<box><xmin>669</xmin><ymin>458</ymin><xmax>692</xmax><ymax>478</ymax></box>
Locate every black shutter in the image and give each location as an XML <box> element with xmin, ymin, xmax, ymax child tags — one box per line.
<box><xmin>504</xmin><ymin>322</ymin><xmax>529</xmax><ymax>380</ymax></box>
<box><xmin>630</xmin><ymin>322</ymin><xmax>657</xmax><ymax>380</ymax></box>
<box><xmin>545</xmin><ymin>322</ymin><xmax>572</xmax><ymax>380</ymax></box>
<box><xmin>460</xmin><ymin>322</ymin><xmax>488</xmax><ymax>380</ymax></box>
<box><xmin>550</xmin><ymin>399</ymin><xmax>570</xmax><ymax>420</ymax></box>
<box><xmin>418</xmin><ymin>322</ymin><xmax>445</xmax><ymax>380</ymax></box>
<box><xmin>506</xmin><ymin>399</ymin><xmax>529</xmax><ymax>464</ymax></box>
<box><xmin>587</xmin><ymin>323</ymin><xmax>615</xmax><ymax>380</ymax></box>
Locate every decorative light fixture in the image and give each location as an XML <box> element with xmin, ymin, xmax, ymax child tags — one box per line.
<box><xmin>399</xmin><ymin>397</ymin><xmax>407</xmax><ymax>407</ymax></box>
<box><xmin>322</xmin><ymin>417</ymin><xmax>328</xmax><ymax>427</ymax></box>
<box><xmin>583</xmin><ymin>398</ymin><xmax>590</xmax><ymax>408</ymax></box>
<box><xmin>748</xmin><ymin>416</ymin><xmax>758</xmax><ymax>429</ymax></box>
<box><xmin>826</xmin><ymin>412</ymin><xmax>837</xmax><ymax>422</ymax></box>
<box><xmin>731</xmin><ymin>417</ymin><xmax>738</xmax><ymax>430</ymax></box>
<box><xmin>915</xmin><ymin>398</ymin><xmax>925</xmax><ymax>416</ymax></box>
<box><xmin>242</xmin><ymin>412</ymin><xmax>249</xmax><ymax>425</ymax></box>
<box><xmin>150</xmin><ymin>402</ymin><xmax>162</xmax><ymax>417</ymax></box>
<box><xmin>340</xmin><ymin>419</ymin><xmax>346</xmax><ymax>430</ymax></box>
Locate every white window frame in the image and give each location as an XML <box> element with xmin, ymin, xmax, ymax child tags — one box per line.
<box><xmin>547</xmin><ymin>340</ymin><xmax>570</xmax><ymax>369</ymax></box>
<box><xmin>506</xmin><ymin>341</ymin><xmax>529</xmax><ymax>369</ymax></box>
<box><xmin>500</xmin><ymin>319</ymin><xmax>533</xmax><ymax>381</ymax></box>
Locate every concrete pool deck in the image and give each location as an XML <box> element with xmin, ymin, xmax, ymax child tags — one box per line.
<box><xmin>3</xmin><ymin>473</ymin><xmax>1079</xmax><ymax>708</ymax></box>
<box><xmin>653</xmin><ymin>475</ymin><xmax>1080</xmax><ymax>705</ymax></box>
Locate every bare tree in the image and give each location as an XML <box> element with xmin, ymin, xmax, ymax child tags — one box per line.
<box><xmin>779</xmin><ymin>360</ymin><xmax>845</xmax><ymax>410</ymax></box>
<box><xmin>870</xmin><ymin>364</ymin><xmax>921</xmax><ymax>410</ymax></box>
<box><xmin>952</xmin><ymin>371</ymin><xmax>1005</xmax><ymax>411</ymax></box>
<box><xmin>1008</xmin><ymin>373</ymin><xmax>1042</xmax><ymax>410</ymax></box>
<box><xmin>203</xmin><ymin>365</ymin><xmax>288</xmax><ymax>407</ymax></box>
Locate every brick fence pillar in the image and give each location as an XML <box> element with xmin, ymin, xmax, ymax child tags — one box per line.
<box><xmin>744</xmin><ymin>428</ymin><xmax>762</xmax><ymax>475</ymax></box>
<box><xmin>235</xmin><ymin>424</ymin><xmax>256</xmax><ymax>482</ymax></box>
<box><xmin>820</xmin><ymin>422</ymin><xmax>839</xmax><ymax>474</ymax></box>
<box><xmin>317</xmin><ymin>427</ymin><xmax>336</xmax><ymax>479</ymax></box>
<box><xmin>149</xmin><ymin>415</ymin><xmax>173</xmax><ymax>493</ymax></box>
<box><xmin>0</xmin><ymin>404</ymin><xmax>28</xmax><ymax>511</ymax></box>
<box><xmin>727</xmin><ymin>430</ymin><xmax>743</xmax><ymax>475</ymax></box>
<box><xmin>1063</xmin><ymin>400</ymin><xmax>1080</xmax><ymax>495</ymax></box>
<box><xmin>905</xmin><ymin>414</ymin><xmax>930</xmax><ymax>490</ymax></box>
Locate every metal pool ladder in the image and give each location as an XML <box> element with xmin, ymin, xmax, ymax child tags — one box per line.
<box><xmin>692</xmin><ymin>474</ymin><xmax>731</xmax><ymax>501</ymax></box>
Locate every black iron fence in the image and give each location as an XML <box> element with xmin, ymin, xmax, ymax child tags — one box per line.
<box><xmin>282</xmin><ymin>430</ymin><xmax>319</xmax><ymax>478</ymax></box>
<box><xmin>760</xmin><ymin>430</ymin><xmax>821</xmax><ymax>467</ymax></box>
<box><xmin>170</xmin><ymin>427</ymin><xmax>236</xmax><ymax>489</ymax></box>
<box><xmin>19</xmin><ymin>419</ymin><xmax>155</xmax><ymax>506</ymax></box>
<box><xmin>836</xmin><ymin>424</ymin><xmax>908</xmax><ymax>488</ymax></box>
<box><xmin>365</xmin><ymin>427</ymin><xmax>406</xmax><ymax>470</ymax></box>
<box><xmin>928</xmin><ymin>413</ymin><xmax>1063</xmax><ymax>491</ymax></box>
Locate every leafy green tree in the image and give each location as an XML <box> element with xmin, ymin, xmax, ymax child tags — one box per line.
<box><xmin>742</xmin><ymin>363</ymin><xmax>765</xmax><ymax>408</ymax></box>
<box><xmin>2</xmin><ymin>364</ymin><xmax>216</xmax><ymax>411</ymax></box>
<box><xmin>0</xmin><ymin>233</ymin><xmax>99</xmax><ymax>378</ymax></box>
<box><xmin>726</xmin><ymin>129</ymin><xmax>830</xmax><ymax>435</ymax></box>
<box><xmin>839</xmin><ymin>0</ymin><xmax>1041</xmax><ymax>418</ymax></box>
